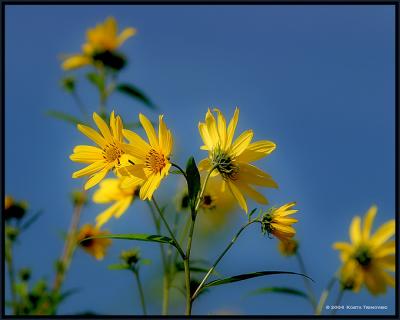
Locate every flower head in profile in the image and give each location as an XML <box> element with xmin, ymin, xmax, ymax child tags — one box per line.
<box><xmin>177</xmin><ymin>175</ymin><xmax>237</xmax><ymax>230</ymax></box>
<box><xmin>261</xmin><ymin>202</ymin><xmax>298</xmax><ymax>242</ymax></box>
<box><xmin>333</xmin><ymin>205</ymin><xmax>395</xmax><ymax>295</ymax></box>
<box><xmin>62</xmin><ymin>17</ymin><xmax>136</xmax><ymax>70</ymax></box>
<box><xmin>93</xmin><ymin>177</ymin><xmax>140</xmax><ymax>228</ymax></box>
<box><xmin>4</xmin><ymin>195</ymin><xmax>28</xmax><ymax>221</ymax></box>
<box><xmin>117</xmin><ymin>114</ymin><xmax>173</xmax><ymax>200</ymax></box>
<box><xmin>70</xmin><ymin>111</ymin><xmax>131</xmax><ymax>190</ymax></box>
<box><xmin>77</xmin><ymin>224</ymin><xmax>112</xmax><ymax>260</ymax></box>
<box><xmin>278</xmin><ymin>238</ymin><xmax>299</xmax><ymax>257</ymax></box>
<box><xmin>198</xmin><ymin>108</ymin><xmax>277</xmax><ymax>213</ymax></box>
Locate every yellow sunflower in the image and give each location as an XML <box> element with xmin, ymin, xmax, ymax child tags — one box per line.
<box><xmin>198</xmin><ymin>108</ymin><xmax>277</xmax><ymax>213</ymax></box>
<box><xmin>278</xmin><ymin>238</ymin><xmax>299</xmax><ymax>257</ymax></box>
<box><xmin>93</xmin><ymin>177</ymin><xmax>141</xmax><ymax>228</ymax></box>
<box><xmin>70</xmin><ymin>111</ymin><xmax>132</xmax><ymax>190</ymax></box>
<box><xmin>333</xmin><ymin>205</ymin><xmax>395</xmax><ymax>295</ymax></box>
<box><xmin>62</xmin><ymin>17</ymin><xmax>136</xmax><ymax>70</ymax></box>
<box><xmin>77</xmin><ymin>224</ymin><xmax>112</xmax><ymax>260</ymax></box>
<box><xmin>261</xmin><ymin>202</ymin><xmax>298</xmax><ymax>242</ymax></box>
<box><xmin>117</xmin><ymin>114</ymin><xmax>173</xmax><ymax>200</ymax></box>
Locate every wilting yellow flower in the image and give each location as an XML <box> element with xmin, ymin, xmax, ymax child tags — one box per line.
<box><xmin>333</xmin><ymin>205</ymin><xmax>395</xmax><ymax>295</ymax></box>
<box><xmin>70</xmin><ymin>111</ymin><xmax>132</xmax><ymax>190</ymax></box>
<box><xmin>77</xmin><ymin>224</ymin><xmax>112</xmax><ymax>260</ymax></box>
<box><xmin>198</xmin><ymin>108</ymin><xmax>277</xmax><ymax>213</ymax></box>
<box><xmin>261</xmin><ymin>202</ymin><xmax>298</xmax><ymax>242</ymax></box>
<box><xmin>93</xmin><ymin>177</ymin><xmax>140</xmax><ymax>228</ymax></box>
<box><xmin>177</xmin><ymin>175</ymin><xmax>237</xmax><ymax>229</ymax></box>
<box><xmin>62</xmin><ymin>17</ymin><xmax>136</xmax><ymax>70</ymax></box>
<box><xmin>117</xmin><ymin>114</ymin><xmax>173</xmax><ymax>200</ymax></box>
<box><xmin>278</xmin><ymin>238</ymin><xmax>299</xmax><ymax>257</ymax></box>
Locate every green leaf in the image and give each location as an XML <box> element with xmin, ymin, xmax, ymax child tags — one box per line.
<box><xmin>170</xmin><ymin>170</ymin><xmax>184</xmax><ymax>175</ymax></box>
<box><xmin>108</xmin><ymin>264</ymin><xmax>130</xmax><ymax>271</ymax></box>
<box><xmin>140</xmin><ymin>258</ymin><xmax>152</xmax><ymax>266</ymax></box>
<box><xmin>82</xmin><ymin>233</ymin><xmax>177</xmax><ymax>247</ymax></box>
<box><xmin>60</xmin><ymin>76</ymin><xmax>76</xmax><ymax>93</ymax></box>
<box><xmin>21</xmin><ymin>210</ymin><xmax>43</xmax><ymax>231</ymax></box>
<box><xmin>116</xmin><ymin>83</ymin><xmax>156</xmax><ymax>109</ymax></box>
<box><xmin>58</xmin><ymin>288</ymin><xmax>81</xmax><ymax>303</ymax></box>
<box><xmin>86</xmin><ymin>72</ymin><xmax>104</xmax><ymax>92</ymax></box>
<box><xmin>248</xmin><ymin>208</ymin><xmax>257</xmax><ymax>221</ymax></box>
<box><xmin>204</xmin><ymin>271</ymin><xmax>313</xmax><ymax>289</ymax></box>
<box><xmin>247</xmin><ymin>286</ymin><xmax>310</xmax><ymax>300</ymax></box>
<box><xmin>175</xmin><ymin>261</ymin><xmax>210</xmax><ymax>274</ymax></box>
<box><xmin>46</xmin><ymin>110</ymin><xmax>84</xmax><ymax>126</ymax></box>
<box><xmin>186</xmin><ymin>157</ymin><xmax>201</xmax><ymax>210</ymax></box>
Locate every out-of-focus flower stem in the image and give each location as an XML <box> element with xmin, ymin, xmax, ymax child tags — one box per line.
<box><xmin>53</xmin><ymin>190</ymin><xmax>86</xmax><ymax>294</ymax></box>
<box><xmin>5</xmin><ymin>237</ymin><xmax>17</xmax><ymax>314</ymax></box>
<box><xmin>331</xmin><ymin>288</ymin><xmax>345</xmax><ymax>315</ymax></box>
<box><xmin>133</xmin><ymin>269</ymin><xmax>147</xmax><ymax>315</ymax></box>
<box><xmin>296</xmin><ymin>251</ymin><xmax>317</xmax><ymax>309</ymax></box>
<box><xmin>315</xmin><ymin>273</ymin><xmax>338</xmax><ymax>315</ymax></box>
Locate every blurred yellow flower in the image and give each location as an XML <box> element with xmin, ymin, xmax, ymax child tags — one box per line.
<box><xmin>117</xmin><ymin>114</ymin><xmax>173</xmax><ymax>200</ymax></box>
<box><xmin>77</xmin><ymin>224</ymin><xmax>112</xmax><ymax>260</ymax></box>
<box><xmin>62</xmin><ymin>17</ymin><xmax>136</xmax><ymax>70</ymax></box>
<box><xmin>93</xmin><ymin>177</ymin><xmax>140</xmax><ymax>228</ymax></box>
<box><xmin>333</xmin><ymin>205</ymin><xmax>395</xmax><ymax>295</ymax></box>
<box><xmin>278</xmin><ymin>238</ymin><xmax>298</xmax><ymax>257</ymax></box>
<box><xmin>70</xmin><ymin>111</ymin><xmax>132</xmax><ymax>190</ymax></box>
<box><xmin>198</xmin><ymin>108</ymin><xmax>277</xmax><ymax>213</ymax></box>
<box><xmin>177</xmin><ymin>175</ymin><xmax>237</xmax><ymax>230</ymax></box>
<box><xmin>261</xmin><ymin>202</ymin><xmax>298</xmax><ymax>242</ymax></box>
<box><xmin>5</xmin><ymin>195</ymin><xmax>13</xmax><ymax>210</ymax></box>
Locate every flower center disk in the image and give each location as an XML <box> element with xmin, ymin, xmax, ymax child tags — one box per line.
<box><xmin>146</xmin><ymin>149</ymin><xmax>167</xmax><ymax>173</ymax></box>
<box><xmin>212</xmin><ymin>148</ymin><xmax>239</xmax><ymax>180</ymax></box>
<box><xmin>103</xmin><ymin>143</ymin><xmax>124</xmax><ymax>163</ymax></box>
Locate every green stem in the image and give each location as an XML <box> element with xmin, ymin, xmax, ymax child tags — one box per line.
<box><xmin>171</xmin><ymin>163</ymin><xmax>188</xmax><ymax>180</ymax></box>
<box><xmin>133</xmin><ymin>270</ymin><xmax>147</xmax><ymax>315</ymax></box>
<box><xmin>151</xmin><ymin>197</ymin><xmax>185</xmax><ymax>259</ymax></box>
<box><xmin>5</xmin><ymin>237</ymin><xmax>17</xmax><ymax>314</ymax></box>
<box><xmin>72</xmin><ymin>91</ymin><xmax>89</xmax><ymax>119</ymax></box>
<box><xmin>191</xmin><ymin>219</ymin><xmax>257</xmax><ymax>300</ymax></box>
<box><xmin>315</xmin><ymin>274</ymin><xmax>338</xmax><ymax>315</ymax></box>
<box><xmin>183</xmin><ymin>166</ymin><xmax>216</xmax><ymax>315</ymax></box>
<box><xmin>146</xmin><ymin>201</ymin><xmax>169</xmax><ymax>315</ymax></box>
<box><xmin>331</xmin><ymin>288</ymin><xmax>344</xmax><ymax>315</ymax></box>
<box><xmin>296</xmin><ymin>252</ymin><xmax>317</xmax><ymax>309</ymax></box>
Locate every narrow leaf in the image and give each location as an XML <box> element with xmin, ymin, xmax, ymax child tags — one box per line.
<box><xmin>86</xmin><ymin>72</ymin><xmax>104</xmax><ymax>92</ymax></box>
<box><xmin>46</xmin><ymin>110</ymin><xmax>84</xmax><ymax>126</ymax></box>
<box><xmin>248</xmin><ymin>208</ymin><xmax>257</xmax><ymax>221</ymax></box>
<box><xmin>108</xmin><ymin>264</ymin><xmax>130</xmax><ymax>271</ymax></box>
<box><xmin>247</xmin><ymin>286</ymin><xmax>310</xmax><ymax>300</ymax></box>
<box><xmin>186</xmin><ymin>157</ymin><xmax>201</xmax><ymax>210</ymax></box>
<box><xmin>170</xmin><ymin>170</ymin><xmax>184</xmax><ymax>175</ymax></box>
<box><xmin>204</xmin><ymin>271</ymin><xmax>313</xmax><ymax>289</ymax></box>
<box><xmin>82</xmin><ymin>233</ymin><xmax>177</xmax><ymax>247</ymax></box>
<box><xmin>21</xmin><ymin>210</ymin><xmax>43</xmax><ymax>231</ymax></box>
<box><xmin>116</xmin><ymin>83</ymin><xmax>156</xmax><ymax>109</ymax></box>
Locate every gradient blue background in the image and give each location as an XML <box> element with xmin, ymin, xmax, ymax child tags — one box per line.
<box><xmin>5</xmin><ymin>4</ymin><xmax>396</xmax><ymax>315</ymax></box>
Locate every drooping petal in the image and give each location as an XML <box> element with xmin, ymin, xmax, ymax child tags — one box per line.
<box><xmin>72</xmin><ymin>161</ymin><xmax>105</xmax><ymax>178</ymax></box>
<box><xmin>236</xmin><ymin>182</ymin><xmax>268</xmax><ymax>205</ymax></box>
<box><xmin>114</xmin><ymin>196</ymin><xmax>133</xmax><ymax>218</ymax></box>
<box><xmin>227</xmin><ymin>181</ymin><xmax>248</xmax><ymax>212</ymax></box>
<box><xmin>84</xmin><ymin>167</ymin><xmax>110</xmax><ymax>190</ymax></box>
<box><xmin>238</xmin><ymin>163</ymin><xmax>278</xmax><ymax>188</ymax></box>
<box><xmin>96</xmin><ymin>201</ymin><xmax>121</xmax><ymax>228</ymax></box>
<box><xmin>139</xmin><ymin>174</ymin><xmax>162</xmax><ymax>200</ymax></box>
<box><xmin>62</xmin><ymin>54</ymin><xmax>91</xmax><ymax>70</ymax></box>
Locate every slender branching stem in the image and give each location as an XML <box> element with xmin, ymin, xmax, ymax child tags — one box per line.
<box><xmin>192</xmin><ymin>219</ymin><xmax>258</xmax><ymax>300</ymax></box>
<box><xmin>133</xmin><ymin>270</ymin><xmax>147</xmax><ymax>315</ymax></box>
<box><xmin>315</xmin><ymin>274</ymin><xmax>338</xmax><ymax>315</ymax></box>
<box><xmin>331</xmin><ymin>287</ymin><xmax>345</xmax><ymax>315</ymax></box>
<box><xmin>171</xmin><ymin>163</ymin><xmax>188</xmax><ymax>180</ymax></box>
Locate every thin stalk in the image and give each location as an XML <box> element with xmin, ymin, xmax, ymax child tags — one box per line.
<box><xmin>53</xmin><ymin>193</ymin><xmax>85</xmax><ymax>294</ymax></box>
<box><xmin>72</xmin><ymin>91</ymin><xmax>89</xmax><ymax>120</ymax></box>
<box><xmin>192</xmin><ymin>219</ymin><xmax>257</xmax><ymax>300</ymax></box>
<box><xmin>171</xmin><ymin>163</ymin><xmax>188</xmax><ymax>180</ymax></box>
<box><xmin>5</xmin><ymin>238</ymin><xmax>17</xmax><ymax>314</ymax></box>
<box><xmin>133</xmin><ymin>270</ymin><xmax>147</xmax><ymax>315</ymax></box>
<box><xmin>315</xmin><ymin>274</ymin><xmax>337</xmax><ymax>315</ymax></box>
<box><xmin>146</xmin><ymin>201</ymin><xmax>169</xmax><ymax>315</ymax></box>
<box><xmin>296</xmin><ymin>252</ymin><xmax>317</xmax><ymax>309</ymax></box>
<box><xmin>331</xmin><ymin>288</ymin><xmax>345</xmax><ymax>315</ymax></box>
<box><xmin>183</xmin><ymin>166</ymin><xmax>216</xmax><ymax>315</ymax></box>
<box><xmin>151</xmin><ymin>197</ymin><xmax>185</xmax><ymax>259</ymax></box>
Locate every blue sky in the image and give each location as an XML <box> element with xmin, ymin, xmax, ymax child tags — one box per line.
<box><xmin>5</xmin><ymin>4</ymin><xmax>395</xmax><ymax>315</ymax></box>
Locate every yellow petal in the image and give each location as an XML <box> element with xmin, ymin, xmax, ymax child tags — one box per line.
<box><xmin>62</xmin><ymin>55</ymin><xmax>91</xmax><ymax>70</ymax></box>
<box><xmin>198</xmin><ymin>122</ymin><xmax>213</xmax><ymax>150</ymax></box>
<box><xmin>230</xmin><ymin>130</ymin><xmax>253</xmax><ymax>157</ymax></box>
<box><xmin>72</xmin><ymin>161</ymin><xmax>105</xmax><ymax>178</ymax></box>
<box><xmin>73</xmin><ymin>145</ymin><xmax>103</xmax><ymax>154</ymax></box>
<box><xmin>96</xmin><ymin>201</ymin><xmax>121</xmax><ymax>228</ymax></box>
<box><xmin>373</xmin><ymin>240</ymin><xmax>395</xmax><ymax>258</ymax></box>
<box><xmin>271</xmin><ymin>223</ymin><xmax>296</xmax><ymax>235</ymax></box>
<box><xmin>123</xmin><ymin>129</ymin><xmax>151</xmax><ymax>152</ymax></box>
<box><xmin>227</xmin><ymin>181</ymin><xmax>248</xmax><ymax>213</ymax></box>
<box><xmin>70</xmin><ymin>152</ymin><xmax>104</xmax><ymax>164</ymax></box>
<box><xmin>84</xmin><ymin>167</ymin><xmax>109</xmax><ymax>190</ymax></box>
<box><xmin>93</xmin><ymin>112</ymin><xmax>113</xmax><ymax>142</ymax></box>
<box><xmin>214</xmin><ymin>108</ymin><xmax>227</xmax><ymax>150</ymax></box>
<box><xmin>117</xmin><ymin>27</ymin><xmax>136</xmax><ymax>46</ymax></box>
<box><xmin>139</xmin><ymin>113</ymin><xmax>159</xmax><ymax>149</ymax></box>
<box><xmin>236</xmin><ymin>182</ymin><xmax>268</xmax><ymax>205</ymax></box>
<box><xmin>362</xmin><ymin>205</ymin><xmax>377</xmax><ymax>241</ymax></box>
<box><xmin>77</xmin><ymin>124</ymin><xmax>106</xmax><ymax>148</ymax></box>
<box><xmin>236</xmin><ymin>140</ymin><xmax>276</xmax><ymax>162</ymax></box>
<box><xmin>226</xmin><ymin>107</ymin><xmax>239</xmax><ymax>148</ymax></box>
<box><xmin>198</xmin><ymin>158</ymin><xmax>211</xmax><ymax>171</ymax></box>
<box><xmin>364</xmin><ymin>267</ymin><xmax>387</xmax><ymax>295</ymax></box>
<box><xmin>114</xmin><ymin>197</ymin><xmax>132</xmax><ymax>218</ymax></box>
<box><xmin>349</xmin><ymin>216</ymin><xmax>361</xmax><ymax>244</ymax></box>
<box><xmin>205</xmin><ymin>109</ymin><xmax>220</xmax><ymax>148</ymax></box>
<box><xmin>158</xmin><ymin>115</ymin><xmax>173</xmax><ymax>155</ymax></box>
<box><xmin>332</xmin><ymin>241</ymin><xmax>353</xmax><ymax>252</ymax></box>
<box><xmin>139</xmin><ymin>174</ymin><xmax>162</xmax><ymax>200</ymax></box>
<box><xmin>370</xmin><ymin>220</ymin><xmax>395</xmax><ymax>248</ymax></box>
<box><xmin>238</xmin><ymin>163</ymin><xmax>278</xmax><ymax>188</ymax></box>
